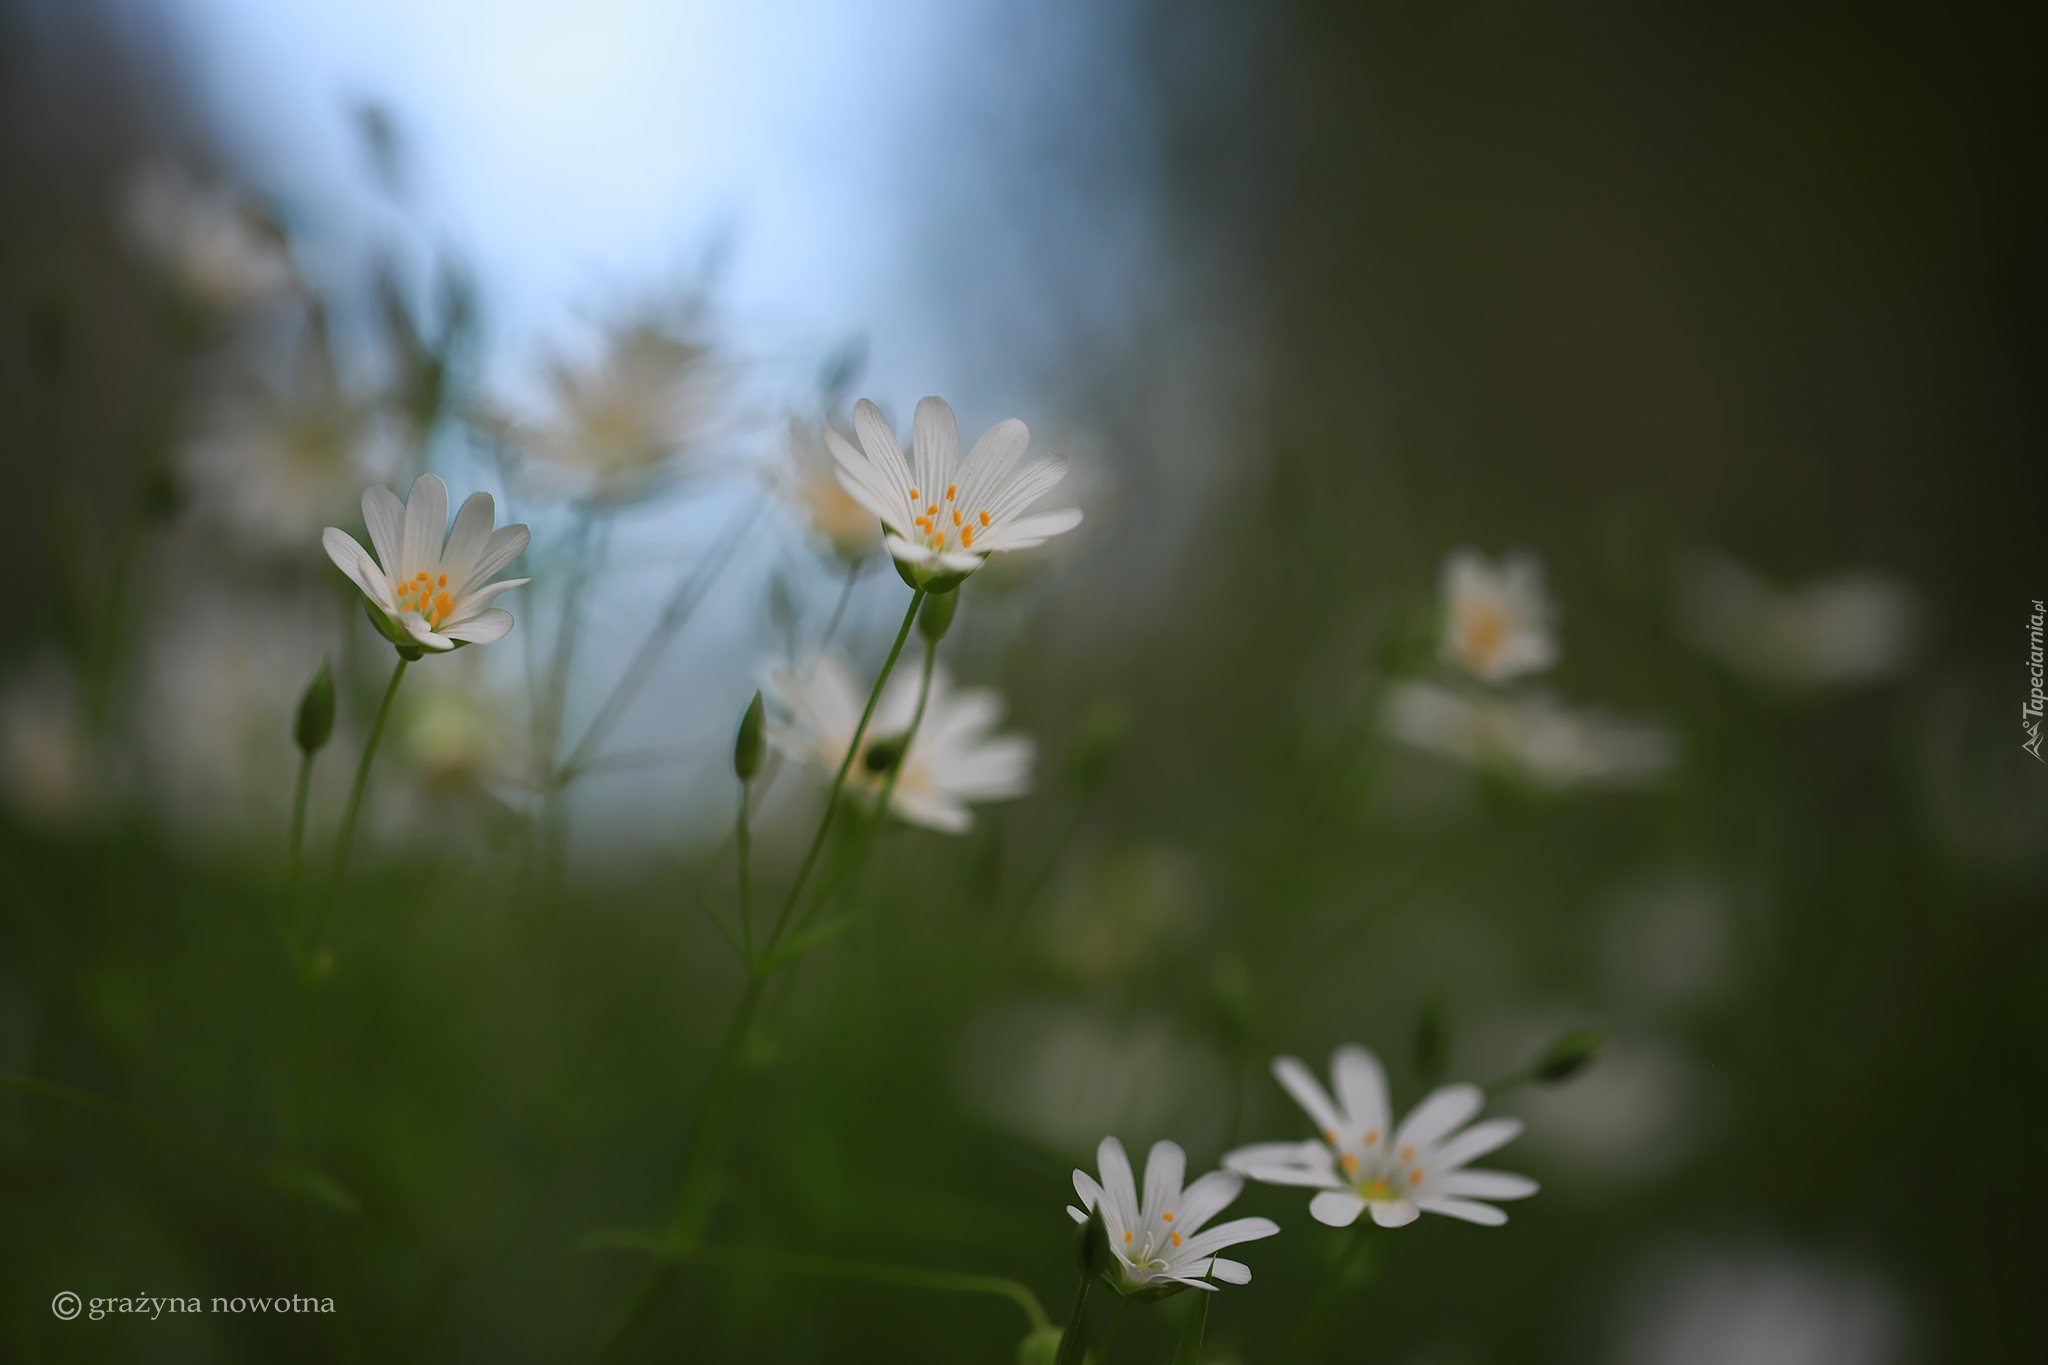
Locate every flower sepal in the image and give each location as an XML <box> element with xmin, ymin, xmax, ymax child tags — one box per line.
<box><xmin>891</xmin><ymin>550</ymin><xmax>977</xmax><ymax>595</ymax></box>
<box><xmin>363</xmin><ymin>600</ymin><xmax>435</xmax><ymax>661</ymax></box>
<box><xmin>1107</xmin><ymin>1269</ymin><xmax>1192</xmax><ymax>1305</ymax></box>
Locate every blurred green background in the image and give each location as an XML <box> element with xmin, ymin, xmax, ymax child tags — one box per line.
<box><xmin>1</xmin><ymin>0</ymin><xmax>2041</xmax><ymax>1361</ymax></box>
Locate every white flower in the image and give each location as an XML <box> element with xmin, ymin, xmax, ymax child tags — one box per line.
<box><xmin>1382</xmin><ymin>680</ymin><xmax>1677</xmax><ymax>789</ymax></box>
<box><xmin>778</xmin><ymin>418</ymin><xmax>878</xmax><ymax>561</ymax></box>
<box><xmin>1678</xmin><ymin>551</ymin><xmax>1916</xmax><ymax>686</ymax></box>
<box><xmin>1225</xmin><ymin>1045</ymin><xmax>1538</xmax><ymax>1229</ymax></box>
<box><xmin>826</xmin><ymin>396</ymin><xmax>1081</xmax><ymax>585</ymax></box>
<box><xmin>0</xmin><ymin>659</ymin><xmax>95</xmax><ymax>831</ymax></box>
<box><xmin>526</xmin><ymin>318</ymin><xmax>717</xmax><ymax>504</ymax></box>
<box><xmin>764</xmin><ymin>654</ymin><xmax>1032</xmax><ymax>834</ymax></box>
<box><xmin>323</xmin><ymin>474</ymin><xmax>530</xmax><ymax>652</ymax></box>
<box><xmin>125</xmin><ymin>163</ymin><xmax>296</xmax><ymax>312</ymax></box>
<box><xmin>1066</xmin><ymin>1137</ymin><xmax>1279</xmax><ymax>1294</ymax></box>
<box><xmin>1440</xmin><ymin>549</ymin><xmax>1558</xmax><ymax>683</ymax></box>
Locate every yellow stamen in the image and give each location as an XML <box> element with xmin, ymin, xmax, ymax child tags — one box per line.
<box><xmin>438</xmin><ymin>573</ymin><xmax>447</xmax><ymax>586</ymax></box>
<box><xmin>952</xmin><ymin>509</ymin><xmax>962</xmax><ymax>526</ymax></box>
<box><xmin>1162</xmin><ymin>1212</ymin><xmax>1174</xmax><ymax>1222</ymax></box>
<box><xmin>1409</xmin><ymin>1169</ymin><xmax>1424</xmax><ymax>1186</ymax></box>
<box><xmin>909</xmin><ymin>488</ymin><xmax>919</xmax><ymax>501</ymax></box>
<box><xmin>1366</xmin><ymin>1129</ymin><xmax>1379</xmax><ymax>1144</ymax></box>
<box><xmin>959</xmin><ymin>527</ymin><xmax>973</xmax><ymax>548</ymax></box>
<box><xmin>978</xmin><ymin>510</ymin><xmax>990</xmax><ymax>527</ymax></box>
<box><xmin>946</xmin><ymin>484</ymin><xmax>956</xmax><ymax>500</ymax></box>
<box><xmin>1170</xmin><ymin>1233</ymin><xmax>1180</xmax><ymax>1246</ymax></box>
<box><xmin>1340</xmin><ymin>1152</ymin><xmax>1359</xmax><ymax>1174</ymax></box>
<box><xmin>1401</xmin><ymin>1146</ymin><xmax>1414</xmax><ymax>1163</ymax></box>
<box><xmin>926</xmin><ymin>504</ymin><xmax>938</xmax><ymax>517</ymax></box>
<box><xmin>1323</xmin><ymin>1129</ymin><xmax>1336</xmax><ymax>1143</ymax></box>
<box><xmin>1365</xmin><ymin>1179</ymin><xmax>1389</xmax><ymax>1198</ymax></box>
<box><xmin>1123</xmin><ymin>1231</ymin><xmax>1132</xmax><ymax>1244</ymax></box>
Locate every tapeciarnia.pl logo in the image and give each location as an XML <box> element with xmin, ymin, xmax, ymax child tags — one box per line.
<box><xmin>2026</xmin><ymin>598</ymin><xmax>2045</xmax><ymax>762</ymax></box>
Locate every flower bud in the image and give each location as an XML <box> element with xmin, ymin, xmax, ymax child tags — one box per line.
<box><xmin>733</xmin><ymin>691</ymin><xmax>766</xmax><ymax>781</ymax></box>
<box><xmin>1533</xmin><ymin>1027</ymin><xmax>1606</xmax><ymax>1084</ymax></box>
<box><xmin>1074</xmin><ymin>1201</ymin><xmax>1113</xmax><ymax>1281</ymax></box>
<box><xmin>294</xmin><ymin>658</ymin><xmax>336</xmax><ymax>754</ymax></box>
<box><xmin>917</xmin><ymin>588</ymin><xmax>959</xmax><ymax>645</ymax></box>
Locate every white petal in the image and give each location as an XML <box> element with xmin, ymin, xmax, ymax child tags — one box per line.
<box><xmin>1142</xmin><ymin>1140</ymin><xmax>1186</xmax><ymax>1223</ymax></box>
<box><xmin>440</xmin><ymin>577</ymin><xmax>530</xmax><ymax>626</ymax></box>
<box><xmin>831</xmin><ymin>463</ymin><xmax>902</xmax><ymax>531</ymax></box>
<box><xmin>1308</xmin><ymin>1191</ymin><xmax>1367</xmax><ymax>1227</ymax></box>
<box><xmin>1209</xmin><ymin>1258</ymin><xmax>1252</xmax><ymax>1285</ymax></box>
<box><xmin>1223</xmin><ymin>1141</ymin><xmax>1339</xmax><ymax>1189</ymax></box>
<box><xmin>1096</xmin><ymin>1137</ymin><xmax>1140</xmax><ymax>1232</ymax></box>
<box><xmin>402</xmin><ymin>617</ymin><xmax>457</xmax><ymax>651</ymax></box>
<box><xmin>1429</xmin><ymin>1117</ymin><xmax>1524</xmax><ymax>1172</ymax></box>
<box><xmin>1066</xmin><ymin>1206</ymin><xmax>1087</xmax><ymax>1224</ymax></box>
<box><xmin>439</xmin><ymin>490</ymin><xmax>496</xmax><ymax>587</ymax></box>
<box><xmin>323</xmin><ymin>528</ymin><xmax>396</xmax><ymax>611</ymax></box>
<box><xmin>974</xmin><ymin>507</ymin><xmax>1082</xmax><ymax>553</ymax></box>
<box><xmin>1272</xmin><ymin>1055</ymin><xmax>1345</xmax><ymax>1139</ymax></box>
<box><xmin>461</xmin><ymin>523</ymin><xmax>531</xmax><ymax>596</ymax></box>
<box><xmin>883</xmin><ymin>534</ymin><xmax>939</xmax><ymax>566</ymax></box>
<box><xmin>885</xmin><ymin>789</ymin><xmax>973</xmax><ymax>834</ymax></box>
<box><xmin>1073</xmin><ymin>1171</ymin><xmax>1107</xmax><ymax>1218</ymax></box>
<box><xmin>1416</xmin><ymin>1196</ymin><xmax>1509</xmax><ymax>1226</ymax></box>
<box><xmin>1394</xmin><ymin>1084</ymin><xmax>1485</xmax><ymax>1153</ymax></box>
<box><xmin>1174</xmin><ymin>1170</ymin><xmax>1243</xmax><ymax>1236</ymax></box>
<box><xmin>981</xmin><ymin>452</ymin><xmax>1069</xmax><ymax>524</ymax></box>
<box><xmin>1178</xmin><ymin>1216</ymin><xmax>1280</xmax><ymax>1260</ymax></box>
<box><xmin>853</xmin><ymin>399</ymin><xmax>913</xmax><ymax>496</ymax></box>
<box><xmin>1369</xmin><ymin>1200</ymin><xmax>1420</xmax><ymax>1229</ymax></box>
<box><xmin>1436</xmin><ymin>1169</ymin><xmax>1539</xmax><ymax>1201</ymax></box>
<box><xmin>361</xmin><ymin>485</ymin><xmax>405</xmax><ymax>573</ymax></box>
<box><xmin>1331</xmin><ymin>1044</ymin><xmax>1390</xmax><ymax>1139</ymax></box>
<box><xmin>401</xmin><ymin>473</ymin><xmax>449</xmax><ymax>576</ymax></box>
<box><xmin>438</xmin><ymin>608</ymin><xmax>513</xmax><ymax>644</ymax></box>
<box><xmin>953</xmin><ymin>416</ymin><xmax>1030</xmax><ymax>514</ymax></box>
<box><xmin>909</xmin><ymin>395</ymin><xmax>959</xmax><ymax>503</ymax></box>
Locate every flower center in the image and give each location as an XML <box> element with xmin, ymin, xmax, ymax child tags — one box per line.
<box><xmin>906</xmin><ymin>484</ymin><xmax>990</xmax><ymax>553</ymax></box>
<box><xmin>1120</xmin><ymin>1225</ymin><xmax>1180</xmax><ymax>1270</ymax></box>
<box><xmin>860</xmin><ymin>733</ymin><xmax>905</xmax><ymax>774</ymax></box>
<box><xmin>1462</xmin><ymin>601</ymin><xmax>1509</xmax><ymax>669</ymax></box>
<box><xmin>1335</xmin><ymin>1138</ymin><xmax>1425</xmax><ymax>1202</ymax></box>
<box><xmin>395</xmin><ymin>569</ymin><xmax>457</xmax><ymax>628</ymax></box>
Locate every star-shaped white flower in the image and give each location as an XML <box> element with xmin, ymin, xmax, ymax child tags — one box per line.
<box><xmin>1225</xmin><ymin>1045</ymin><xmax>1538</xmax><ymax>1229</ymax></box>
<box><xmin>1381</xmin><ymin>681</ymin><xmax>1678</xmax><ymax>789</ymax></box>
<box><xmin>1440</xmin><ymin>549</ymin><xmax>1558</xmax><ymax>683</ymax></box>
<box><xmin>826</xmin><ymin>396</ymin><xmax>1081</xmax><ymax>585</ymax></box>
<box><xmin>764</xmin><ymin>654</ymin><xmax>1032</xmax><ymax>834</ymax></box>
<box><xmin>1066</xmin><ymin>1137</ymin><xmax>1279</xmax><ymax>1295</ymax></box>
<box><xmin>323</xmin><ymin>474</ymin><xmax>531</xmax><ymax>653</ymax></box>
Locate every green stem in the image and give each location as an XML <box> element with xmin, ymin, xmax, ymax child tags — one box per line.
<box><xmin>285</xmin><ymin>748</ymin><xmax>315</xmax><ymax>946</ymax></box>
<box><xmin>309</xmin><ymin>654</ymin><xmax>409</xmax><ymax>955</ymax></box>
<box><xmin>0</xmin><ymin>1072</ymin><xmax>278</xmax><ymax>1191</ymax></box>
<box><xmin>815</xmin><ymin>555</ymin><xmax>863</xmax><ymax>657</ymax></box>
<box><xmin>1275</xmin><ymin>1228</ymin><xmax>1377</xmax><ymax>1365</ymax></box>
<box><xmin>1055</xmin><ymin>1273</ymin><xmax>1092</xmax><ymax>1365</ymax></box>
<box><xmin>1170</xmin><ymin>1287</ymin><xmax>1210</xmax><ymax>1365</ymax></box>
<box><xmin>736</xmin><ymin>784</ymin><xmax>755</xmax><ymax>964</ymax></box>
<box><xmin>793</xmin><ymin>635</ymin><xmax>936</xmax><ymax>938</ymax></box>
<box><xmin>764</xmin><ymin>588</ymin><xmax>924</xmax><ymax>952</ymax></box>
<box><xmin>1094</xmin><ymin>1295</ymin><xmax>1130</xmax><ymax>1363</ymax></box>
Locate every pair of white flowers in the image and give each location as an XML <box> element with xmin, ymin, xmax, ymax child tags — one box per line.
<box><xmin>1390</xmin><ymin>550</ymin><xmax>1677</xmax><ymax>788</ymax></box>
<box><xmin>1066</xmin><ymin>1044</ymin><xmax>1537</xmax><ymax>1296</ymax></box>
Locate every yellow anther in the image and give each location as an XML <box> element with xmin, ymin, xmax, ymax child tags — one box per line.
<box><xmin>1162</xmin><ymin>1212</ymin><xmax>1174</xmax><ymax>1222</ymax></box>
<box><xmin>1323</xmin><ymin>1129</ymin><xmax>1336</xmax><ymax>1143</ymax></box>
<box><xmin>1366</xmin><ymin>1129</ymin><xmax>1379</xmax><ymax>1144</ymax></box>
<box><xmin>909</xmin><ymin>488</ymin><xmax>919</xmax><ymax>501</ymax></box>
<box><xmin>1409</xmin><ymin>1169</ymin><xmax>1424</xmax><ymax>1186</ymax></box>
<box><xmin>438</xmin><ymin>573</ymin><xmax>448</xmax><ymax>586</ymax></box>
<box><xmin>435</xmin><ymin>593</ymin><xmax>452</xmax><ymax>615</ymax></box>
<box><xmin>946</xmin><ymin>484</ymin><xmax>956</xmax><ymax>500</ymax></box>
<box><xmin>1365</xmin><ymin>1179</ymin><xmax>1389</xmax><ymax>1198</ymax></box>
<box><xmin>926</xmin><ymin>504</ymin><xmax>938</xmax><ymax>517</ymax></box>
<box><xmin>1123</xmin><ymin>1230</ymin><xmax>1132</xmax><ymax>1244</ymax></box>
<box><xmin>1401</xmin><ymin>1146</ymin><xmax>1414</xmax><ymax>1163</ymax></box>
<box><xmin>959</xmin><ymin>527</ymin><xmax>973</xmax><ymax>548</ymax></box>
<box><xmin>1340</xmin><ymin>1152</ymin><xmax>1359</xmax><ymax>1174</ymax></box>
<box><xmin>952</xmin><ymin>509</ymin><xmax>962</xmax><ymax>526</ymax></box>
<box><xmin>1170</xmin><ymin>1232</ymin><xmax>1180</xmax><ymax>1247</ymax></box>
<box><xmin>978</xmin><ymin>510</ymin><xmax>990</xmax><ymax>527</ymax></box>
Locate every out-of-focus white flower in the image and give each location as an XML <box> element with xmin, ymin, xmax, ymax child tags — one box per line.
<box><xmin>1678</xmin><ymin>552</ymin><xmax>1916</xmax><ymax>686</ymax></box>
<box><xmin>182</xmin><ymin>356</ymin><xmax>378</xmax><ymax>552</ymax></box>
<box><xmin>1226</xmin><ymin>1045</ymin><xmax>1538</xmax><ymax>1229</ymax></box>
<box><xmin>402</xmin><ymin>660</ymin><xmax>521</xmax><ymax>791</ymax></box>
<box><xmin>1067</xmin><ymin>1137</ymin><xmax>1279</xmax><ymax>1294</ymax></box>
<box><xmin>524</xmin><ymin>318</ymin><xmax>717</xmax><ymax>504</ymax></box>
<box><xmin>125</xmin><ymin>163</ymin><xmax>296</xmax><ymax>311</ymax></box>
<box><xmin>778</xmin><ymin>418</ymin><xmax>879</xmax><ymax>561</ymax></box>
<box><xmin>1508</xmin><ymin>1033</ymin><xmax>1696</xmax><ymax>1184</ymax></box>
<box><xmin>1440</xmin><ymin>549</ymin><xmax>1558</xmax><ymax>683</ymax></box>
<box><xmin>1383</xmin><ymin>680</ymin><xmax>1677</xmax><ymax>789</ymax></box>
<box><xmin>827</xmin><ymin>396</ymin><xmax>1081</xmax><ymax>587</ymax></box>
<box><xmin>0</xmin><ymin>660</ymin><xmax>95</xmax><ymax>831</ymax></box>
<box><xmin>1613</xmin><ymin>1249</ymin><xmax>1905</xmax><ymax>1365</ymax></box>
<box><xmin>323</xmin><ymin>474</ymin><xmax>530</xmax><ymax>652</ymax></box>
<box><xmin>764</xmin><ymin>654</ymin><xmax>1032</xmax><ymax>834</ymax></box>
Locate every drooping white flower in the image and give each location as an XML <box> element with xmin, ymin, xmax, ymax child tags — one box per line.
<box><xmin>1225</xmin><ymin>1045</ymin><xmax>1538</xmax><ymax>1229</ymax></box>
<box><xmin>764</xmin><ymin>654</ymin><xmax>1032</xmax><ymax>834</ymax></box>
<box><xmin>826</xmin><ymin>396</ymin><xmax>1081</xmax><ymax>585</ymax></box>
<box><xmin>1382</xmin><ymin>680</ymin><xmax>1677</xmax><ymax>789</ymax></box>
<box><xmin>1066</xmin><ymin>1137</ymin><xmax>1279</xmax><ymax>1294</ymax></box>
<box><xmin>323</xmin><ymin>474</ymin><xmax>530</xmax><ymax>653</ymax></box>
<box><xmin>1440</xmin><ymin>549</ymin><xmax>1558</xmax><ymax>683</ymax></box>
<box><xmin>1677</xmin><ymin>551</ymin><xmax>1916</xmax><ymax>687</ymax></box>
<box><xmin>778</xmin><ymin>418</ymin><xmax>880</xmax><ymax>562</ymax></box>
<box><xmin>125</xmin><ymin>162</ymin><xmax>297</xmax><ymax>312</ymax></box>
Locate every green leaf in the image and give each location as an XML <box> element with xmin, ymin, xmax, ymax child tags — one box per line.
<box><xmin>1170</xmin><ymin>1288</ymin><xmax>1211</xmax><ymax>1365</ymax></box>
<box><xmin>698</xmin><ymin>895</ymin><xmax>749</xmax><ymax>966</ymax></box>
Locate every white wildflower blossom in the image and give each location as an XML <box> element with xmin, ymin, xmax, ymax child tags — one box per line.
<box><xmin>1226</xmin><ymin>1045</ymin><xmax>1538</xmax><ymax>1229</ymax></box>
<box><xmin>323</xmin><ymin>474</ymin><xmax>530</xmax><ymax>653</ymax></box>
<box><xmin>827</xmin><ymin>396</ymin><xmax>1080</xmax><ymax>587</ymax></box>
<box><xmin>779</xmin><ymin>418</ymin><xmax>879</xmax><ymax>561</ymax></box>
<box><xmin>1440</xmin><ymin>548</ymin><xmax>1558</xmax><ymax>683</ymax></box>
<box><xmin>526</xmin><ymin>319</ymin><xmax>717</xmax><ymax>504</ymax></box>
<box><xmin>764</xmin><ymin>654</ymin><xmax>1032</xmax><ymax>834</ymax></box>
<box><xmin>1382</xmin><ymin>680</ymin><xmax>1677</xmax><ymax>789</ymax></box>
<box><xmin>125</xmin><ymin>162</ymin><xmax>296</xmax><ymax>311</ymax></box>
<box><xmin>1067</xmin><ymin>1137</ymin><xmax>1279</xmax><ymax>1294</ymax></box>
